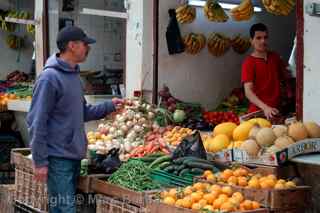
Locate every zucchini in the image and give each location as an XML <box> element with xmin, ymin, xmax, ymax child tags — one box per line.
<box><xmin>176</xmin><ymin>164</ymin><xmax>186</xmax><ymax>172</ymax></box>
<box><xmin>163</xmin><ymin>165</ymin><xmax>175</xmax><ymax>173</ymax></box>
<box><xmin>149</xmin><ymin>155</ymin><xmax>171</xmax><ymax>169</ymax></box>
<box><xmin>190</xmin><ymin>168</ymin><xmax>204</xmax><ymax>175</ymax></box>
<box><xmin>179</xmin><ymin>168</ymin><xmax>191</xmax><ymax>177</ymax></box>
<box><xmin>159</xmin><ymin>161</ymin><xmax>171</xmax><ymax>170</ymax></box>
<box><xmin>173</xmin><ymin>170</ymin><xmax>179</xmax><ymax>176</ymax></box>
<box><xmin>139</xmin><ymin>156</ymin><xmax>159</xmax><ymax>163</ymax></box>
<box><xmin>173</xmin><ymin>157</ymin><xmax>196</xmax><ymax>164</ymax></box>
<box><xmin>185</xmin><ymin>161</ymin><xmax>218</xmax><ymax>171</ymax></box>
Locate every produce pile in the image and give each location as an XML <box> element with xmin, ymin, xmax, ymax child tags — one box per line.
<box><xmin>87</xmin><ymin>99</ymin><xmax>157</xmax><ymax>161</ymax></box>
<box><xmin>262</xmin><ymin>0</ymin><xmax>296</xmax><ymax>16</ymax></box>
<box><xmin>204</xmin><ymin>0</ymin><xmax>229</xmax><ymax>22</ymax></box>
<box><xmin>230</xmin><ymin>0</ymin><xmax>254</xmax><ymax>21</ymax></box>
<box><xmin>183</xmin><ymin>33</ymin><xmax>206</xmax><ymax>55</ymax></box>
<box><xmin>163</xmin><ymin>126</ymin><xmax>193</xmax><ymax>147</ymax></box>
<box><xmin>201</xmin><ymin>168</ymin><xmax>297</xmax><ymax>189</ymax></box>
<box><xmin>108</xmin><ymin>159</ymin><xmax>161</xmax><ymax>191</ymax></box>
<box><xmin>214</xmin><ymin>88</ymin><xmax>247</xmax><ymax>115</ymax></box>
<box><xmin>207</xmin><ymin>33</ymin><xmax>230</xmax><ymax>57</ymax></box>
<box><xmin>231</xmin><ymin>35</ymin><xmax>251</xmax><ymax>54</ymax></box>
<box><xmin>159</xmin><ymin>182</ymin><xmax>262</xmax><ymax>211</ymax></box>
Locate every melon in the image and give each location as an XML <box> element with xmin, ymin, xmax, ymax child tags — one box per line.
<box><xmin>213</xmin><ymin>122</ymin><xmax>238</xmax><ymax>139</ymax></box>
<box><xmin>233</xmin><ymin>122</ymin><xmax>255</xmax><ymax>141</ymax></box>
<box><xmin>256</xmin><ymin>128</ymin><xmax>277</xmax><ymax>147</ymax></box>
<box><xmin>267</xmin><ymin>145</ymin><xmax>281</xmax><ymax>153</ymax></box>
<box><xmin>248</xmin><ymin>118</ymin><xmax>272</xmax><ymax>128</ymax></box>
<box><xmin>304</xmin><ymin>121</ymin><xmax>320</xmax><ymax>138</ymax></box>
<box><xmin>207</xmin><ymin>134</ymin><xmax>230</xmax><ymax>153</ymax></box>
<box><xmin>274</xmin><ymin>136</ymin><xmax>295</xmax><ymax>150</ymax></box>
<box><xmin>273</xmin><ymin>125</ymin><xmax>288</xmax><ymax>138</ymax></box>
<box><xmin>248</xmin><ymin>125</ymin><xmax>261</xmax><ymax>139</ymax></box>
<box><xmin>288</xmin><ymin>122</ymin><xmax>308</xmax><ymax>141</ymax></box>
<box><xmin>240</xmin><ymin>139</ymin><xmax>260</xmax><ymax>156</ymax></box>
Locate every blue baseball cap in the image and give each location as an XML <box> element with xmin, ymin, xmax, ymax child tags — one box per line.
<box><xmin>56</xmin><ymin>26</ymin><xmax>96</xmax><ymax>45</ymax></box>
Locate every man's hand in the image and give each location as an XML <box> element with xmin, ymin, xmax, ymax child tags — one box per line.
<box><xmin>33</xmin><ymin>166</ymin><xmax>48</xmax><ymax>183</ymax></box>
<box><xmin>112</xmin><ymin>98</ymin><xmax>125</xmax><ymax>110</ymax></box>
<box><xmin>262</xmin><ymin>106</ymin><xmax>279</xmax><ymax>119</ymax></box>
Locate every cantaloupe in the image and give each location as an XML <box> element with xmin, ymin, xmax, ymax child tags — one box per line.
<box><xmin>256</xmin><ymin>128</ymin><xmax>277</xmax><ymax>147</ymax></box>
<box><xmin>274</xmin><ymin>136</ymin><xmax>295</xmax><ymax>150</ymax></box>
<box><xmin>207</xmin><ymin>134</ymin><xmax>230</xmax><ymax>153</ymax></box>
<box><xmin>288</xmin><ymin>122</ymin><xmax>308</xmax><ymax>141</ymax></box>
<box><xmin>249</xmin><ymin>125</ymin><xmax>261</xmax><ymax>139</ymax></box>
<box><xmin>213</xmin><ymin>122</ymin><xmax>238</xmax><ymax>139</ymax></box>
<box><xmin>304</xmin><ymin>122</ymin><xmax>320</xmax><ymax>138</ymax></box>
<box><xmin>233</xmin><ymin>122</ymin><xmax>255</xmax><ymax>141</ymax></box>
<box><xmin>240</xmin><ymin>139</ymin><xmax>260</xmax><ymax>156</ymax></box>
<box><xmin>273</xmin><ymin>125</ymin><xmax>288</xmax><ymax>138</ymax></box>
<box><xmin>248</xmin><ymin>118</ymin><xmax>272</xmax><ymax>128</ymax></box>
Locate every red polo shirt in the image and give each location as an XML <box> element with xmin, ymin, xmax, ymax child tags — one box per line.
<box><xmin>241</xmin><ymin>52</ymin><xmax>284</xmax><ymax>113</ymax></box>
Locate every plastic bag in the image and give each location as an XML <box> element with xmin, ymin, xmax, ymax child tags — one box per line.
<box><xmin>100</xmin><ymin>148</ymin><xmax>122</xmax><ymax>174</ymax></box>
<box><xmin>172</xmin><ymin>131</ymin><xmax>207</xmax><ymax>160</ymax></box>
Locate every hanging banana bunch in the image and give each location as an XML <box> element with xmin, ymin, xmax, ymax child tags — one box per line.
<box><xmin>204</xmin><ymin>0</ymin><xmax>229</xmax><ymax>22</ymax></box>
<box><xmin>207</xmin><ymin>33</ymin><xmax>231</xmax><ymax>57</ymax></box>
<box><xmin>183</xmin><ymin>33</ymin><xmax>206</xmax><ymax>55</ymax></box>
<box><xmin>176</xmin><ymin>4</ymin><xmax>196</xmax><ymax>24</ymax></box>
<box><xmin>262</xmin><ymin>0</ymin><xmax>296</xmax><ymax>16</ymax></box>
<box><xmin>231</xmin><ymin>34</ymin><xmax>251</xmax><ymax>54</ymax></box>
<box><xmin>230</xmin><ymin>0</ymin><xmax>254</xmax><ymax>21</ymax></box>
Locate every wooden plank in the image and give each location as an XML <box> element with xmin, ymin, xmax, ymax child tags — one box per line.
<box><xmin>35</xmin><ymin>0</ymin><xmax>45</xmax><ymax>75</ymax></box>
<box><xmin>81</xmin><ymin>8</ymin><xmax>128</xmax><ymax>19</ymax></box>
<box><xmin>4</xmin><ymin>17</ymin><xmax>37</xmax><ymax>25</ymax></box>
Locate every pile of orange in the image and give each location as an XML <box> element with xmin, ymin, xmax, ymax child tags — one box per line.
<box><xmin>202</xmin><ymin>168</ymin><xmax>297</xmax><ymax>189</ymax></box>
<box><xmin>161</xmin><ymin>182</ymin><xmax>261</xmax><ymax>212</ymax></box>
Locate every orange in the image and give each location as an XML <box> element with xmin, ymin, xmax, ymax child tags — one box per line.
<box><xmin>274</xmin><ymin>183</ymin><xmax>285</xmax><ymax>189</ymax></box>
<box><xmin>267</xmin><ymin>174</ymin><xmax>277</xmax><ymax>181</ymax></box>
<box><xmin>163</xmin><ymin>196</ymin><xmax>175</xmax><ymax>205</ymax></box>
<box><xmin>228</xmin><ymin>197</ymin><xmax>240</xmax><ymax>208</ymax></box>
<box><xmin>213</xmin><ymin>198</ymin><xmax>224</xmax><ymax>209</ymax></box>
<box><xmin>248</xmin><ymin>178</ymin><xmax>260</xmax><ymax>189</ymax></box>
<box><xmin>210</xmin><ymin>185</ymin><xmax>222</xmax><ymax>194</ymax></box>
<box><xmin>203</xmin><ymin>183</ymin><xmax>211</xmax><ymax>190</ymax></box>
<box><xmin>191</xmin><ymin>203</ymin><xmax>202</xmax><ymax>211</ymax></box>
<box><xmin>168</xmin><ymin>188</ymin><xmax>177</xmax><ymax>199</ymax></box>
<box><xmin>190</xmin><ymin>192</ymin><xmax>202</xmax><ymax>203</ymax></box>
<box><xmin>221</xmin><ymin>186</ymin><xmax>233</xmax><ymax>196</ymax></box>
<box><xmin>260</xmin><ymin>181</ymin><xmax>270</xmax><ymax>189</ymax></box>
<box><xmin>203</xmin><ymin>170</ymin><xmax>213</xmax><ymax>177</ymax></box>
<box><xmin>175</xmin><ymin>199</ymin><xmax>184</xmax><ymax>207</ymax></box>
<box><xmin>198</xmin><ymin>199</ymin><xmax>207</xmax><ymax>207</ymax></box>
<box><xmin>181</xmin><ymin>197</ymin><xmax>192</xmax><ymax>209</ymax></box>
<box><xmin>238</xmin><ymin>176</ymin><xmax>248</xmax><ymax>187</ymax></box>
<box><xmin>203</xmin><ymin>193</ymin><xmax>216</xmax><ymax>204</ymax></box>
<box><xmin>265</xmin><ymin>178</ymin><xmax>276</xmax><ymax>188</ymax></box>
<box><xmin>227</xmin><ymin>176</ymin><xmax>238</xmax><ymax>185</ymax></box>
<box><xmin>207</xmin><ymin>174</ymin><xmax>216</xmax><ymax>182</ymax></box>
<box><xmin>232</xmin><ymin>192</ymin><xmax>244</xmax><ymax>203</ymax></box>
<box><xmin>221</xmin><ymin>169</ymin><xmax>234</xmax><ymax>181</ymax></box>
<box><xmin>252</xmin><ymin>201</ymin><xmax>261</xmax><ymax>209</ymax></box>
<box><xmin>218</xmin><ymin>194</ymin><xmax>229</xmax><ymax>202</ymax></box>
<box><xmin>193</xmin><ymin>182</ymin><xmax>205</xmax><ymax>191</ymax></box>
<box><xmin>233</xmin><ymin>168</ymin><xmax>242</xmax><ymax>177</ymax></box>
<box><xmin>160</xmin><ymin>191</ymin><xmax>169</xmax><ymax>198</ymax></box>
<box><xmin>183</xmin><ymin>186</ymin><xmax>193</xmax><ymax>196</ymax></box>
<box><xmin>210</xmin><ymin>190</ymin><xmax>219</xmax><ymax>199</ymax></box>
<box><xmin>239</xmin><ymin>168</ymin><xmax>249</xmax><ymax>176</ymax></box>
<box><xmin>259</xmin><ymin>177</ymin><xmax>268</xmax><ymax>183</ymax></box>
<box><xmin>242</xmin><ymin>200</ymin><xmax>253</xmax><ymax>210</ymax></box>
<box><xmin>220</xmin><ymin>201</ymin><xmax>236</xmax><ymax>212</ymax></box>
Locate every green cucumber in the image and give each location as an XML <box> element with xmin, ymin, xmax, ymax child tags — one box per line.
<box><xmin>176</xmin><ymin>164</ymin><xmax>186</xmax><ymax>172</ymax></box>
<box><xmin>185</xmin><ymin>161</ymin><xmax>218</xmax><ymax>171</ymax></box>
<box><xmin>163</xmin><ymin>165</ymin><xmax>175</xmax><ymax>173</ymax></box>
<box><xmin>149</xmin><ymin>155</ymin><xmax>171</xmax><ymax>169</ymax></box>
<box><xmin>173</xmin><ymin>157</ymin><xmax>196</xmax><ymax>164</ymax></box>
<box><xmin>173</xmin><ymin>170</ymin><xmax>179</xmax><ymax>176</ymax></box>
<box><xmin>159</xmin><ymin>161</ymin><xmax>171</xmax><ymax>170</ymax></box>
<box><xmin>190</xmin><ymin>168</ymin><xmax>204</xmax><ymax>175</ymax></box>
<box><xmin>179</xmin><ymin>168</ymin><xmax>191</xmax><ymax>177</ymax></box>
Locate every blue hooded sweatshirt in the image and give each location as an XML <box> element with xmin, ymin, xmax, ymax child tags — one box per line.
<box><xmin>27</xmin><ymin>54</ymin><xmax>115</xmax><ymax>167</ymax></box>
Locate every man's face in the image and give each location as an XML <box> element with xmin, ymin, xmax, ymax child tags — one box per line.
<box><xmin>251</xmin><ymin>31</ymin><xmax>268</xmax><ymax>53</ymax></box>
<box><xmin>69</xmin><ymin>41</ymin><xmax>90</xmax><ymax>63</ymax></box>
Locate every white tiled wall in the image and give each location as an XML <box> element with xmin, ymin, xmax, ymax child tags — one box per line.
<box><xmin>48</xmin><ymin>0</ymin><xmax>125</xmax><ymax>71</ymax></box>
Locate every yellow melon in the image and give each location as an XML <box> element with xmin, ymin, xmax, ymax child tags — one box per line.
<box><xmin>248</xmin><ymin>118</ymin><xmax>272</xmax><ymax>128</ymax></box>
<box><xmin>207</xmin><ymin>134</ymin><xmax>230</xmax><ymax>153</ymax></box>
<box><xmin>304</xmin><ymin>121</ymin><xmax>320</xmax><ymax>138</ymax></box>
<box><xmin>288</xmin><ymin>122</ymin><xmax>308</xmax><ymax>141</ymax></box>
<box><xmin>213</xmin><ymin>122</ymin><xmax>238</xmax><ymax>139</ymax></box>
<box><xmin>233</xmin><ymin>122</ymin><xmax>255</xmax><ymax>141</ymax></box>
<box><xmin>240</xmin><ymin>139</ymin><xmax>260</xmax><ymax>156</ymax></box>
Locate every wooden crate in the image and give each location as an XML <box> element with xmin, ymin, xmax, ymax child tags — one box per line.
<box><xmin>15</xmin><ymin>168</ymin><xmax>48</xmax><ymax>212</ymax></box>
<box><xmin>10</xmin><ymin>148</ymin><xmax>32</xmax><ymax>171</ymax></box>
<box><xmin>197</xmin><ymin>177</ymin><xmax>311</xmax><ymax>209</ymax></box>
<box><xmin>269</xmin><ymin>207</ymin><xmax>306</xmax><ymax>213</ymax></box>
<box><xmin>147</xmin><ymin>200</ymin><xmax>269</xmax><ymax>213</ymax></box>
<box><xmin>92</xmin><ymin>178</ymin><xmax>159</xmax><ymax>207</ymax></box>
<box><xmin>96</xmin><ymin>194</ymin><xmax>147</xmax><ymax>213</ymax></box>
<box><xmin>0</xmin><ymin>184</ymin><xmax>16</xmax><ymax>213</ymax></box>
<box><xmin>240</xmin><ymin>163</ymin><xmax>298</xmax><ymax>179</ymax></box>
<box><xmin>78</xmin><ymin>174</ymin><xmax>109</xmax><ymax>193</ymax></box>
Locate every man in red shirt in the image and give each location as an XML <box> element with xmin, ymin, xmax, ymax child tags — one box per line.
<box><xmin>242</xmin><ymin>23</ymin><xmax>292</xmax><ymax>119</ymax></box>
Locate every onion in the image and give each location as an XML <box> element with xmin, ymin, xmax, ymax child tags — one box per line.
<box><xmin>109</xmin><ymin>127</ymin><xmax>116</xmax><ymax>134</ymax></box>
<box><xmin>127</xmin><ymin>131</ymin><xmax>137</xmax><ymax>140</ymax></box>
<box><xmin>115</xmin><ymin>114</ymin><xmax>121</xmax><ymax>120</ymax></box>
<box><xmin>116</xmin><ymin>130</ymin><xmax>124</xmax><ymax>137</ymax></box>
<box><xmin>146</xmin><ymin>104</ymin><xmax>152</xmax><ymax>112</ymax></box>
<box><xmin>96</xmin><ymin>140</ymin><xmax>104</xmax><ymax>146</ymax></box>
<box><xmin>127</xmin><ymin>110</ymin><xmax>135</xmax><ymax>120</ymax></box>
<box><xmin>120</xmin><ymin>125</ymin><xmax>129</xmax><ymax>133</ymax></box>
<box><xmin>133</xmin><ymin>125</ymin><xmax>142</xmax><ymax>132</ymax></box>
<box><xmin>126</xmin><ymin>121</ymin><xmax>134</xmax><ymax>128</ymax></box>
<box><xmin>135</xmin><ymin>113</ymin><xmax>142</xmax><ymax>119</ymax></box>
<box><xmin>138</xmin><ymin>117</ymin><xmax>147</xmax><ymax>125</ymax></box>
<box><xmin>148</xmin><ymin>112</ymin><xmax>155</xmax><ymax>119</ymax></box>
<box><xmin>124</xmin><ymin>141</ymin><xmax>132</xmax><ymax>152</ymax></box>
<box><xmin>117</xmin><ymin>115</ymin><xmax>126</xmax><ymax>123</ymax></box>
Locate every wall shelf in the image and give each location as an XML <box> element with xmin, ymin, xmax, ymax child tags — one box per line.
<box><xmin>81</xmin><ymin>8</ymin><xmax>128</xmax><ymax>19</ymax></box>
<box><xmin>5</xmin><ymin>17</ymin><xmax>37</xmax><ymax>25</ymax></box>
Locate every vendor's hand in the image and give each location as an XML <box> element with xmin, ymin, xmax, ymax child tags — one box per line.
<box><xmin>262</xmin><ymin>106</ymin><xmax>279</xmax><ymax>119</ymax></box>
<box><xmin>33</xmin><ymin>166</ymin><xmax>48</xmax><ymax>183</ymax></box>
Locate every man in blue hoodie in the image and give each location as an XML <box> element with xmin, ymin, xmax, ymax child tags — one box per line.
<box><xmin>27</xmin><ymin>26</ymin><xmax>121</xmax><ymax>212</ymax></box>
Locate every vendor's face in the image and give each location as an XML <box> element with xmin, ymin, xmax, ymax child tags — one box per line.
<box><xmin>69</xmin><ymin>41</ymin><xmax>91</xmax><ymax>63</ymax></box>
<box><xmin>251</xmin><ymin>31</ymin><xmax>268</xmax><ymax>53</ymax></box>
